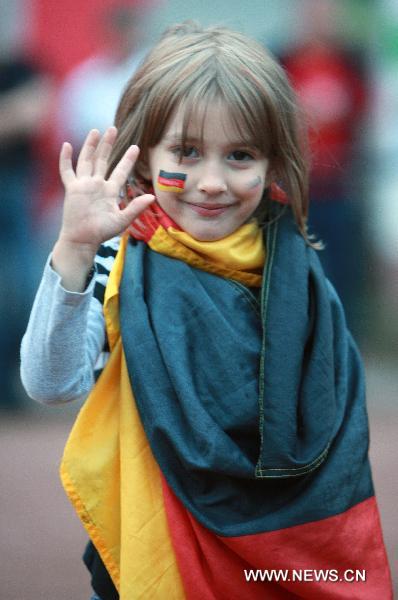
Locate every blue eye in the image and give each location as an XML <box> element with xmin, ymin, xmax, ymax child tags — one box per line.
<box><xmin>228</xmin><ymin>150</ymin><xmax>254</xmax><ymax>161</ymax></box>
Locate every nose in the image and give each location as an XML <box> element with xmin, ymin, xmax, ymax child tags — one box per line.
<box><xmin>196</xmin><ymin>162</ymin><xmax>227</xmax><ymax>195</ymax></box>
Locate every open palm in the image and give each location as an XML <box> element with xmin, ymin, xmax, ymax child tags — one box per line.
<box><xmin>59</xmin><ymin>127</ymin><xmax>154</xmax><ymax>249</ymax></box>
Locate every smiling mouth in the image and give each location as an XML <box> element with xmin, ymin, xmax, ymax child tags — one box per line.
<box><xmin>184</xmin><ymin>202</ymin><xmax>233</xmax><ymax>217</ymax></box>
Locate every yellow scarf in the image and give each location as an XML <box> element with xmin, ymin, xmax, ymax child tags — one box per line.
<box><xmin>148</xmin><ymin>221</ymin><xmax>264</xmax><ymax>287</ymax></box>
<box><xmin>60</xmin><ymin>222</ymin><xmax>264</xmax><ymax>598</ymax></box>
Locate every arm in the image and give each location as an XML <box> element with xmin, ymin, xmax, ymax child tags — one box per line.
<box><xmin>20</xmin><ymin>255</ymin><xmax>106</xmax><ymax>404</ymax></box>
<box><xmin>20</xmin><ymin>127</ymin><xmax>154</xmax><ymax>401</ymax></box>
<box><xmin>21</xmin><ymin>237</ymin><xmax>119</xmax><ymax>404</ymax></box>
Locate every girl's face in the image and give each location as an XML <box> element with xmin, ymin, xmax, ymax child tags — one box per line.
<box><xmin>146</xmin><ymin>102</ymin><xmax>269</xmax><ymax>241</ymax></box>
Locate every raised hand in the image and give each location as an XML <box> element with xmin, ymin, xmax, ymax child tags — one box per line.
<box><xmin>58</xmin><ymin>126</ymin><xmax>154</xmax><ymax>249</ymax></box>
<box><xmin>53</xmin><ymin>127</ymin><xmax>154</xmax><ymax>292</ymax></box>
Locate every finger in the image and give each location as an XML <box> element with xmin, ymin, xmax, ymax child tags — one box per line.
<box><xmin>119</xmin><ymin>194</ymin><xmax>155</xmax><ymax>228</ymax></box>
<box><xmin>59</xmin><ymin>142</ymin><xmax>76</xmax><ymax>186</ymax></box>
<box><xmin>76</xmin><ymin>129</ymin><xmax>101</xmax><ymax>177</ymax></box>
<box><xmin>93</xmin><ymin>126</ymin><xmax>117</xmax><ymax>176</ymax></box>
<box><xmin>93</xmin><ymin>126</ymin><xmax>118</xmax><ymax>177</ymax></box>
<box><xmin>108</xmin><ymin>145</ymin><xmax>140</xmax><ymax>188</ymax></box>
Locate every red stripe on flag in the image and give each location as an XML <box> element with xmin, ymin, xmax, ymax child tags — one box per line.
<box><xmin>161</xmin><ymin>477</ymin><xmax>392</xmax><ymax>599</ymax></box>
<box><xmin>158</xmin><ymin>176</ymin><xmax>185</xmax><ymax>189</ymax></box>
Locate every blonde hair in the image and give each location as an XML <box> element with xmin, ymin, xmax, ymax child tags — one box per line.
<box><xmin>109</xmin><ymin>21</ymin><xmax>310</xmax><ymax>238</ymax></box>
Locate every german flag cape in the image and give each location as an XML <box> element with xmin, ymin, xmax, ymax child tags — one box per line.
<box><xmin>60</xmin><ymin>202</ymin><xmax>392</xmax><ymax>599</ymax></box>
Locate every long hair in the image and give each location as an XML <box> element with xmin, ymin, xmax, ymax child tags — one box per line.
<box><xmin>109</xmin><ymin>21</ymin><xmax>310</xmax><ymax>239</ymax></box>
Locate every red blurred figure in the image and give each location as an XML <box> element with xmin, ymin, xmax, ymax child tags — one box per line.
<box><xmin>282</xmin><ymin>0</ymin><xmax>368</xmax><ymax>335</ymax></box>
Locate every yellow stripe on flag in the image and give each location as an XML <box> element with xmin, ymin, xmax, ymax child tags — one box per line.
<box><xmin>60</xmin><ymin>236</ymin><xmax>185</xmax><ymax>599</ymax></box>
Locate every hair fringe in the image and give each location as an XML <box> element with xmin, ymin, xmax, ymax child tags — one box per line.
<box><xmin>109</xmin><ymin>22</ymin><xmax>313</xmax><ymax>243</ymax></box>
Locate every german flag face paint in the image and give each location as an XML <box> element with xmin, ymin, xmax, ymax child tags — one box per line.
<box><xmin>157</xmin><ymin>170</ymin><xmax>187</xmax><ymax>193</ymax></box>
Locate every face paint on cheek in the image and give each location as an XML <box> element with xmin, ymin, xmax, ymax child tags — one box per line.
<box><xmin>246</xmin><ymin>176</ymin><xmax>262</xmax><ymax>191</ymax></box>
<box><xmin>157</xmin><ymin>169</ymin><xmax>187</xmax><ymax>193</ymax></box>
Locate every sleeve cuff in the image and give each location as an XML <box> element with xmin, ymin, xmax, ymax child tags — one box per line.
<box><xmin>45</xmin><ymin>253</ymin><xmax>97</xmax><ymax>302</ymax></box>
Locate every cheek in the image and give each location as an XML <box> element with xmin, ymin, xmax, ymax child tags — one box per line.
<box><xmin>246</xmin><ymin>175</ymin><xmax>263</xmax><ymax>192</ymax></box>
<box><xmin>233</xmin><ymin>174</ymin><xmax>264</xmax><ymax>201</ymax></box>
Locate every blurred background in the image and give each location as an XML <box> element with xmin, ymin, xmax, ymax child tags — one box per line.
<box><xmin>1</xmin><ymin>0</ymin><xmax>397</xmax><ymax>597</ymax></box>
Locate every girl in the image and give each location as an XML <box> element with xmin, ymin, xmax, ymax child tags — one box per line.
<box><xmin>21</xmin><ymin>22</ymin><xmax>392</xmax><ymax>600</ymax></box>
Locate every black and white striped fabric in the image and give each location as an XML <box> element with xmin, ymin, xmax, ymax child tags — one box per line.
<box><xmin>92</xmin><ymin>236</ymin><xmax>120</xmax><ymax>380</ymax></box>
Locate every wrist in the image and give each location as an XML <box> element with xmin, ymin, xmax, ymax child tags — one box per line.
<box><xmin>54</xmin><ymin>237</ymin><xmax>98</xmax><ymax>265</ymax></box>
<box><xmin>52</xmin><ymin>238</ymin><xmax>98</xmax><ymax>293</ymax></box>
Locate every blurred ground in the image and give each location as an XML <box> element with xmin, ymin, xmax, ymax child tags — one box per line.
<box><xmin>0</xmin><ymin>355</ymin><xmax>397</xmax><ymax>600</ymax></box>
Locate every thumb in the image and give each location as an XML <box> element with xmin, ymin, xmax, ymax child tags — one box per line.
<box><xmin>119</xmin><ymin>194</ymin><xmax>155</xmax><ymax>227</ymax></box>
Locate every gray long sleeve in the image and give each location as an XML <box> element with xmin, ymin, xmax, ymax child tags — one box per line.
<box><xmin>20</xmin><ymin>256</ymin><xmax>106</xmax><ymax>404</ymax></box>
